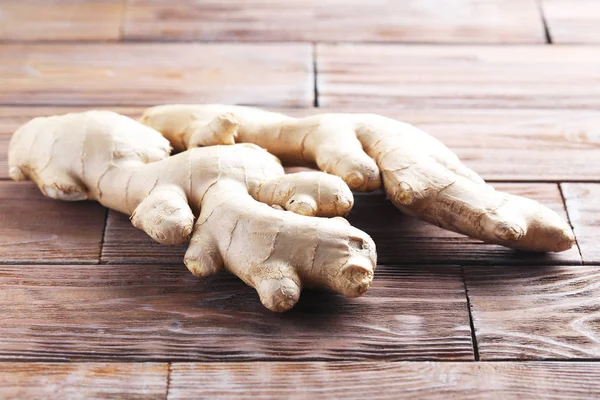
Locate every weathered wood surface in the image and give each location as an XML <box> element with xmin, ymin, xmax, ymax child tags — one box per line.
<box><xmin>0</xmin><ymin>182</ymin><xmax>106</xmax><ymax>263</ymax></box>
<box><xmin>2</xmin><ymin>107</ymin><xmax>599</xmax><ymax>182</ymax></box>
<box><xmin>4</xmin><ymin>361</ymin><xmax>600</xmax><ymax>399</ymax></box>
<box><xmin>169</xmin><ymin>361</ymin><xmax>600</xmax><ymax>399</ymax></box>
<box><xmin>0</xmin><ymin>0</ymin><xmax>124</xmax><ymax>41</ymax></box>
<box><xmin>0</xmin><ymin>362</ymin><xmax>168</xmax><ymax>400</ymax></box>
<box><xmin>561</xmin><ymin>184</ymin><xmax>600</xmax><ymax>264</ymax></box>
<box><xmin>0</xmin><ymin>263</ymin><xmax>472</xmax><ymax>361</ymax></box>
<box><xmin>102</xmin><ymin>183</ymin><xmax>580</xmax><ymax>265</ymax></box>
<box><xmin>123</xmin><ymin>0</ymin><xmax>544</xmax><ymax>44</ymax></box>
<box><xmin>542</xmin><ymin>0</ymin><xmax>600</xmax><ymax>43</ymax></box>
<box><xmin>0</xmin><ymin>44</ymin><xmax>312</xmax><ymax>107</ymax></box>
<box><xmin>317</xmin><ymin>45</ymin><xmax>600</xmax><ymax>109</ymax></box>
<box><xmin>465</xmin><ymin>264</ymin><xmax>600</xmax><ymax>359</ymax></box>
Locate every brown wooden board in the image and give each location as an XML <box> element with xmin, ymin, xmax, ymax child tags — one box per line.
<box><xmin>0</xmin><ymin>263</ymin><xmax>472</xmax><ymax>361</ymax></box>
<box><xmin>0</xmin><ymin>0</ymin><xmax>124</xmax><ymax>42</ymax></box>
<box><xmin>542</xmin><ymin>0</ymin><xmax>600</xmax><ymax>44</ymax></box>
<box><xmin>0</xmin><ymin>44</ymin><xmax>312</xmax><ymax>107</ymax></box>
<box><xmin>561</xmin><ymin>184</ymin><xmax>600</xmax><ymax>264</ymax></box>
<box><xmin>123</xmin><ymin>0</ymin><xmax>544</xmax><ymax>44</ymax></box>
<box><xmin>169</xmin><ymin>361</ymin><xmax>600</xmax><ymax>399</ymax></box>
<box><xmin>317</xmin><ymin>45</ymin><xmax>600</xmax><ymax>109</ymax></box>
<box><xmin>102</xmin><ymin>183</ymin><xmax>580</xmax><ymax>266</ymax></box>
<box><xmin>0</xmin><ymin>182</ymin><xmax>106</xmax><ymax>263</ymax></box>
<box><xmin>465</xmin><ymin>264</ymin><xmax>600</xmax><ymax>359</ymax></box>
<box><xmin>0</xmin><ymin>362</ymin><xmax>167</xmax><ymax>399</ymax></box>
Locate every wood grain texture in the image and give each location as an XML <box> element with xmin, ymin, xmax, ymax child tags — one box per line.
<box><xmin>2</xmin><ymin>107</ymin><xmax>599</xmax><ymax>182</ymax></box>
<box><xmin>317</xmin><ymin>45</ymin><xmax>600</xmax><ymax>108</ymax></box>
<box><xmin>561</xmin><ymin>184</ymin><xmax>600</xmax><ymax>263</ymax></box>
<box><xmin>0</xmin><ymin>0</ymin><xmax>124</xmax><ymax>41</ymax></box>
<box><xmin>0</xmin><ymin>363</ymin><xmax>168</xmax><ymax>400</ymax></box>
<box><xmin>466</xmin><ymin>264</ymin><xmax>600</xmax><ymax>359</ymax></box>
<box><xmin>0</xmin><ymin>44</ymin><xmax>312</xmax><ymax>106</ymax></box>
<box><xmin>123</xmin><ymin>0</ymin><xmax>544</xmax><ymax>43</ymax></box>
<box><xmin>0</xmin><ymin>182</ymin><xmax>106</xmax><ymax>263</ymax></box>
<box><xmin>102</xmin><ymin>183</ymin><xmax>580</xmax><ymax>265</ymax></box>
<box><xmin>169</xmin><ymin>361</ymin><xmax>600</xmax><ymax>399</ymax></box>
<box><xmin>0</xmin><ymin>263</ymin><xmax>472</xmax><ymax>361</ymax></box>
<box><xmin>542</xmin><ymin>0</ymin><xmax>600</xmax><ymax>43</ymax></box>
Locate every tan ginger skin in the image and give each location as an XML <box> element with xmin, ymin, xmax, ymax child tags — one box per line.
<box><xmin>8</xmin><ymin>111</ymin><xmax>377</xmax><ymax>312</ymax></box>
<box><xmin>142</xmin><ymin>104</ymin><xmax>575</xmax><ymax>253</ymax></box>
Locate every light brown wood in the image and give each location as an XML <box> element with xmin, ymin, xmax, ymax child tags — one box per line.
<box><xmin>0</xmin><ymin>44</ymin><xmax>312</xmax><ymax>107</ymax></box>
<box><xmin>169</xmin><ymin>361</ymin><xmax>600</xmax><ymax>399</ymax></box>
<box><xmin>123</xmin><ymin>0</ymin><xmax>544</xmax><ymax>44</ymax></box>
<box><xmin>102</xmin><ymin>183</ymin><xmax>580</xmax><ymax>265</ymax></box>
<box><xmin>2</xmin><ymin>107</ymin><xmax>599</xmax><ymax>182</ymax></box>
<box><xmin>0</xmin><ymin>263</ymin><xmax>472</xmax><ymax>360</ymax></box>
<box><xmin>465</xmin><ymin>264</ymin><xmax>600</xmax><ymax>359</ymax></box>
<box><xmin>561</xmin><ymin>184</ymin><xmax>600</xmax><ymax>263</ymax></box>
<box><xmin>0</xmin><ymin>182</ymin><xmax>106</xmax><ymax>263</ymax></box>
<box><xmin>0</xmin><ymin>0</ymin><xmax>124</xmax><ymax>41</ymax></box>
<box><xmin>0</xmin><ymin>362</ymin><xmax>168</xmax><ymax>399</ymax></box>
<box><xmin>542</xmin><ymin>0</ymin><xmax>600</xmax><ymax>43</ymax></box>
<box><xmin>317</xmin><ymin>45</ymin><xmax>600</xmax><ymax>108</ymax></box>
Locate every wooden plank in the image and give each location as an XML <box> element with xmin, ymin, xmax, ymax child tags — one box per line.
<box><xmin>123</xmin><ymin>0</ymin><xmax>544</xmax><ymax>44</ymax></box>
<box><xmin>0</xmin><ymin>0</ymin><xmax>124</xmax><ymax>41</ymax></box>
<box><xmin>0</xmin><ymin>182</ymin><xmax>106</xmax><ymax>263</ymax></box>
<box><xmin>317</xmin><ymin>45</ymin><xmax>600</xmax><ymax>109</ymax></box>
<box><xmin>0</xmin><ymin>362</ymin><xmax>167</xmax><ymax>399</ymax></box>
<box><xmin>542</xmin><ymin>0</ymin><xmax>600</xmax><ymax>43</ymax></box>
<box><xmin>0</xmin><ymin>263</ymin><xmax>472</xmax><ymax>361</ymax></box>
<box><xmin>169</xmin><ymin>361</ymin><xmax>600</xmax><ymax>399</ymax></box>
<box><xmin>2</xmin><ymin>107</ymin><xmax>599</xmax><ymax>182</ymax></box>
<box><xmin>465</xmin><ymin>264</ymin><xmax>600</xmax><ymax>359</ymax></box>
<box><xmin>561</xmin><ymin>184</ymin><xmax>600</xmax><ymax>263</ymax></box>
<box><xmin>0</xmin><ymin>44</ymin><xmax>312</xmax><ymax>107</ymax></box>
<box><xmin>103</xmin><ymin>183</ymin><xmax>579</xmax><ymax>265</ymax></box>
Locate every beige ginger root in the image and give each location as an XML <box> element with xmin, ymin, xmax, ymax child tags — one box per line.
<box><xmin>141</xmin><ymin>105</ymin><xmax>575</xmax><ymax>252</ymax></box>
<box><xmin>8</xmin><ymin>111</ymin><xmax>377</xmax><ymax>312</ymax></box>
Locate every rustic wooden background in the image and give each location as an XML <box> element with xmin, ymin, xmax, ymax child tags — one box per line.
<box><xmin>1</xmin><ymin>0</ymin><xmax>600</xmax><ymax>398</ymax></box>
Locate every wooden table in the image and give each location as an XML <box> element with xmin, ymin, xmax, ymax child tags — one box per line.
<box><xmin>1</xmin><ymin>1</ymin><xmax>600</xmax><ymax>398</ymax></box>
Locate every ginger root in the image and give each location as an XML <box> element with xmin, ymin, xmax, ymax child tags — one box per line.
<box><xmin>8</xmin><ymin>111</ymin><xmax>376</xmax><ymax>312</ymax></box>
<box><xmin>141</xmin><ymin>104</ymin><xmax>575</xmax><ymax>252</ymax></box>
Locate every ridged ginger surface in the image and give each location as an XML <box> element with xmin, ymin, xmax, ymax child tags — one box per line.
<box><xmin>142</xmin><ymin>104</ymin><xmax>575</xmax><ymax>253</ymax></box>
<box><xmin>8</xmin><ymin>111</ymin><xmax>377</xmax><ymax>312</ymax></box>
